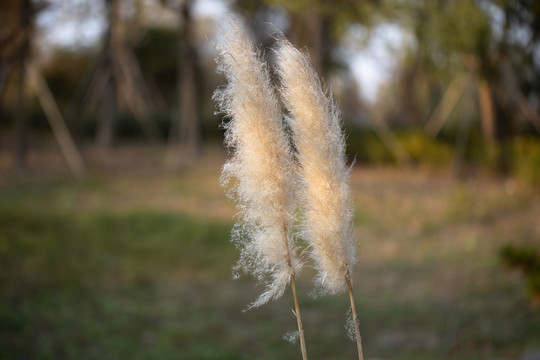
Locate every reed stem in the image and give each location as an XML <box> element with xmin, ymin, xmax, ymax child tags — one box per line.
<box><xmin>283</xmin><ymin>229</ymin><xmax>308</xmax><ymax>360</ymax></box>
<box><xmin>291</xmin><ymin>274</ymin><xmax>308</xmax><ymax>360</ymax></box>
<box><xmin>346</xmin><ymin>269</ymin><xmax>364</xmax><ymax>360</ymax></box>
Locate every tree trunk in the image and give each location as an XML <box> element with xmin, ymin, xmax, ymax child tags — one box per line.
<box><xmin>166</xmin><ymin>0</ymin><xmax>200</xmax><ymax>169</ymax></box>
<box><xmin>452</xmin><ymin>105</ymin><xmax>472</xmax><ymax>179</ymax></box>
<box><xmin>178</xmin><ymin>0</ymin><xmax>199</xmax><ymax>157</ymax></box>
<box><xmin>477</xmin><ymin>78</ymin><xmax>495</xmax><ymax>145</ymax></box>
<box><xmin>0</xmin><ymin>61</ymin><xmax>11</xmax><ymax>97</ymax></box>
<box><xmin>13</xmin><ymin>0</ymin><xmax>32</xmax><ymax>172</ymax></box>
<box><xmin>14</xmin><ymin>60</ymin><xmax>27</xmax><ymax>172</ymax></box>
<box><xmin>26</xmin><ymin>61</ymin><xmax>86</xmax><ymax>178</ymax></box>
<box><xmin>96</xmin><ymin>0</ymin><xmax>119</xmax><ymax>148</ymax></box>
<box><xmin>398</xmin><ymin>64</ymin><xmax>419</xmax><ymax>126</ymax></box>
<box><xmin>490</xmin><ymin>59</ymin><xmax>519</xmax><ymax>174</ymax></box>
<box><xmin>288</xmin><ymin>7</ymin><xmax>331</xmax><ymax>78</ymax></box>
<box><xmin>97</xmin><ymin>70</ymin><xmax>116</xmax><ymax>147</ymax></box>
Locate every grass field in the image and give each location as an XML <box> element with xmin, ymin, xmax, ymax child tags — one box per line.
<box><xmin>1</xmin><ymin>144</ymin><xmax>539</xmax><ymax>359</ymax></box>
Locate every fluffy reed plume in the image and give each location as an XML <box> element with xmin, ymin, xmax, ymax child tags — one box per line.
<box><xmin>214</xmin><ymin>23</ymin><xmax>308</xmax><ymax>358</ymax></box>
<box><xmin>275</xmin><ymin>39</ymin><xmax>364</xmax><ymax>359</ymax></box>
<box><xmin>213</xmin><ymin>20</ymin><xmax>304</xmax><ymax>317</ymax></box>
<box><xmin>275</xmin><ymin>39</ymin><xmax>355</xmax><ymax>294</ymax></box>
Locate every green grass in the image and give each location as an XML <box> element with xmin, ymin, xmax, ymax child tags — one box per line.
<box><xmin>1</xmin><ymin>163</ymin><xmax>540</xmax><ymax>359</ymax></box>
<box><xmin>0</xmin><ymin>210</ymin><xmax>234</xmax><ymax>292</ymax></box>
<box><xmin>0</xmin><ymin>208</ymin><xmax>240</xmax><ymax>359</ymax></box>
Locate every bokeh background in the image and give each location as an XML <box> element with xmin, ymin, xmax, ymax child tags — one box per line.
<box><xmin>1</xmin><ymin>0</ymin><xmax>540</xmax><ymax>359</ymax></box>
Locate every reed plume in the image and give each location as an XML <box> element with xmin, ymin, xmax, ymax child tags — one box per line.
<box><xmin>213</xmin><ymin>22</ymin><xmax>308</xmax><ymax>358</ymax></box>
<box><xmin>275</xmin><ymin>39</ymin><xmax>364</xmax><ymax>359</ymax></box>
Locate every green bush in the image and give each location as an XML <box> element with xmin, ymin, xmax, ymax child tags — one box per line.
<box><xmin>345</xmin><ymin>128</ymin><xmax>395</xmax><ymax>165</ymax></box>
<box><xmin>500</xmin><ymin>245</ymin><xmax>540</xmax><ymax>303</ymax></box>
<box><xmin>513</xmin><ymin>137</ymin><xmax>540</xmax><ymax>187</ymax></box>
<box><xmin>346</xmin><ymin>128</ymin><xmax>454</xmax><ymax>167</ymax></box>
<box><xmin>346</xmin><ymin>127</ymin><xmax>540</xmax><ymax>187</ymax></box>
<box><xmin>400</xmin><ymin>132</ymin><xmax>453</xmax><ymax>166</ymax></box>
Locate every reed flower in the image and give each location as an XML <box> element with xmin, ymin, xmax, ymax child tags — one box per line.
<box><xmin>213</xmin><ymin>23</ymin><xmax>301</xmax><ymax>309</ymax></box>
<box><xmin>275</xmin><ymin>39</ymin><xmax>364</xmax><ymax>359</ymax></box>
<box><xmin>275</xmin><ymin>39</ymin><xmax>356</xmax><ymax>295</ymax></box>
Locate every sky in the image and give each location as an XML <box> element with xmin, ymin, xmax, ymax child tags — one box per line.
<box><xmin>341</xmin><ymin>23</ymin><xmax>412</xmax><ymax>103</ymax></box>
<box><xmin>36</xmin><ymin>0</ymin><xmax>106</xmax><ymax>49</ymax></box>
<box><xmin>36</xmin><ymin>0</ymin><xmax>407</xmax><ymax>104</ymax></box>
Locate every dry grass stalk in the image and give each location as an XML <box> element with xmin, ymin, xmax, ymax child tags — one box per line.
<box><xmin>346</xmin><ymin>269</ymin><xmax>364</xmax><ymax>359</ymax></box>
<box><xmin>276</xmin><ymin>39</ymin><xmax>363</xmax><ymax>359</ymax></box>
<box><xmin>214</xmin><ymin>22</ymin><xmax>308</xmax><ymax>358</ymax></box>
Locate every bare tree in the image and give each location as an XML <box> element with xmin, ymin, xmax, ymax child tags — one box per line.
<box><xmin>0</xmin><ymin>0</ymin><xmax>86</xmax><ymax>177</ymax></box>
<box><xmin>92</xmin><ymin>0</ymin><xmax>161</xmax><ymax>148</ymax></box>
<box><xmin>0</xmin><ymin>0</ymin><xmax>33</xmax><ymax>172</ymax></box>
<box><xmin>96</xmin><ymin>0</ymin><xmax>120</xmax><ymax>147</ymax></box>
<box><xmin>165</xmin><ymin>0</ymin><xmax>201</xmax><ymax>169</ymax></box>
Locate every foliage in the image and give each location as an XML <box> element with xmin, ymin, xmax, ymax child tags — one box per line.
<box><xmin>513</xmin><ymin>137</ymin><xmax>540</xmax><ymax>186</ymax></box>
<box><xmin>500</xmin><ymin>245</ymin><xmax>540</xmax><ymax>303</ymax></box>
<box><xmin>346</xmin><ymin>129</ymin><xmax>396</xmax><ymax>165</ymax></box>
<box><xmin>489</xmin><ymin>0</ymin><xmax>540</xmax><ymax>95</ymax></box>
<box><xmin>133</xmin><ymin>27</ymin><xmax>179</xmax><ymax>104</ymax></box>
<box><xmin>347</xmin><ymin>129</ymin><xmax>454</xmax><ymax>167</ymax></box>
<box><xmin>399</xmin><ymin>132</ymin><xmax>454</xmax><ymax>166</ymax></box>
<box><xmin>346</xmin><ymin>127</ymin><xmax>540</xmax><ymax>187</ymax></box>
<box><xmin>42</xmin><ymin>49</ymin><xmax>97</xmax><ymax>108</ymax></box>
<box><xmin>403</xmin><ymin>0</ymin><xmax>491</xmax><ymax>73</ymax></box>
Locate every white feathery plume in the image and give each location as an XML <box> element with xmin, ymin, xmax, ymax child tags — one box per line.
<box><xmin>275</xmin><ymin>39</ymin><xmax>356</xmax><ymax>295</ymax></box>
<box><xmin>213</xmin><ymin>22</ymin><xmax>301</xmax><ymax>309</ymax></box>
<box><xmin>276</xmin><ymin>39</ymin><xmax>364</xmax><ymax>360</ymax></box>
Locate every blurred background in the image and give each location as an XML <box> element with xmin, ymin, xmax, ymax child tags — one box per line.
<box><xmin>1</xmin><ymin>0</ymin><xmax>540</xmax><ymax>359</ymax></box>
